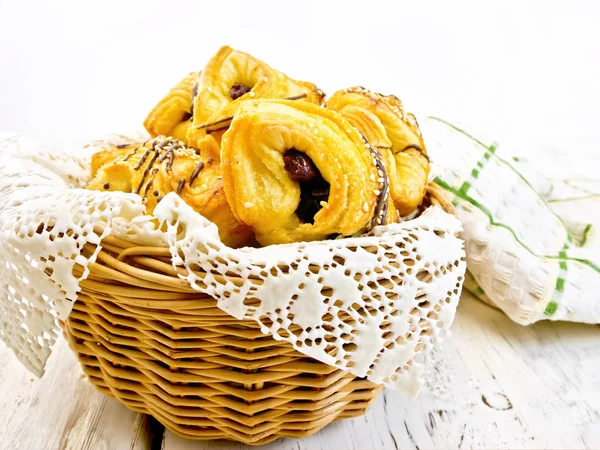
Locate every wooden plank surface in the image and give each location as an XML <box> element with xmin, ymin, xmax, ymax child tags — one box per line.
<box><xmin>0</xmin><ymin>338</ymin><xmax>158</xmax><ymax>450</ymax></box>
<box><xmin>2</xmin><ymin>292</ymin><xmax>598</xmax><ymax>449</ymax></box>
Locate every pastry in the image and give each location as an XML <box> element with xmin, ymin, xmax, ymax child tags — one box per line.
<box><xmin>90</xmin><ymin>143</ymin><xmax>137</xmax><ymax>179</ymax></box>
<box><xmin>143</xmin><ymin>72</ymin><xmax>199</xmax><ymax>145</ymax></box>
<box><xmin>326</xmin><ymin>87</ymin><xmax>430</xmax><ymax>216</ymax></box>
<box><xmin>87</xmin><ymin>136</ymin><xmax>254</xmax><ymax>248</ymax></box>
<box><xmin>91</xmin><ymin>50</ymin><xmax>434</xmax><ymax>248</ymax></box>
<box><xmin>186</xmin><ymin>46</ymin><xmax>325</xmax><ymax>147</ymax></box>
<box><xmin>220</xmin><ymin>99</ymin><xmax>388</xmax><ymax>246</ymax></box>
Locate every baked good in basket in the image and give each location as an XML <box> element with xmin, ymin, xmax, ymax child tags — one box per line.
<box><xmin>327</xmin><ymin>86</ymin><xmax>430</xmax><ymax>215</ymax></box>
<box><xmin>144</xmin><ymin>45</ymin><xmax>325</xmax><ymax>150</ymax></box>
<box><xmin>191</xmin><ymin>46</ymin><xmax>323</xmax><ymax>127</ymax></box>
<box><xmin>143</xmin><ymin>71</ymin><xmax>198</xmax><ymax>144</ymax></box>
<box><xmin>88</xmin><ymin>135</ymin><xmax>254</xmax><ymax>248</ymax></box>
<box><xmin>220</xmin><ymin>99</ymin><xmax>388</xmax><ymax>245</ymax></box>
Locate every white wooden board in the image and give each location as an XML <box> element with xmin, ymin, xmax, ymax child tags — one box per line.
<box><xmin>2</xmin><ymin>292</ymin><xmax>598</xmax><ymax>450</ymax></box>
<box><xmin>0</xmin><ymin>338</ymin><xmax>156</xmax><ymax>450</ymax></box>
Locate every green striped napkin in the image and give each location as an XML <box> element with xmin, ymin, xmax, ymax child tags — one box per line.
<box><xmin>422</xmin><ymin>117</ymin><xmax>599</xmax><ymax>324</ymax></box>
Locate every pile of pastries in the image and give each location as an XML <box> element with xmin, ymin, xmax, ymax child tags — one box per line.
<box><xmin>88</xmin><ymin>46</ymin><xmax>430</xmax><ymax>248</ymax></box>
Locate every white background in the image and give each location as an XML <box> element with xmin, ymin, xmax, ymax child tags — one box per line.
<box><xmin>0</xmin><ymin>0</ymin><xmax>599</xmax><ymax>170</ymax></box>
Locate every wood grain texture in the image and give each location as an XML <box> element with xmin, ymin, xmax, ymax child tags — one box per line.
<box><xmin>1</xmin><ymin>292</ymin><xmax>599</xmax><ymax>450</ymax></box>
<box><xmin>0</xmin><ymin>338</ymin><xmax>157</xmax><ymax>450</ymax></box>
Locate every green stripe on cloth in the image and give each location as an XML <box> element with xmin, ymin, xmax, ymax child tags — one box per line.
<box><xmin>545</xmin><ymin>248</ymin><xmax>569</xmax><ymax>316</ymax></box>
<box><xmin>581</xmin><ymin>224</ymin><xmax>593</xmax><ymax>247</ymax></box>
<box><xmin>435</xmin><ymin>176</ymin><xmax>600</xmax><ymax>274</ymax></box>
<box><xmin>453</xmin><ymin>144</ymin><xmax>497</xmax><ymax>206</ymax></box>
<box><xmin>428</xmin><ymin>116</ymin><xmax>578</xmax><ymax>247</ymax></box>
<box><xmin>559</xmin><ymin>257</ymin><xmax>568</xmax><ymax>271</ymax></box>
<box><xmin>548</xmin><ymin>194</ymin><xmax>600</xmax><ymax>203</ymax></box>
<box><xmin>427</xmin><ymin>116</ymin><xmax>491</xmax><ymax>148</ymax></box>
<box><xmin>544</xmin><ymin>301</ymin><xmax>558</xmax><ymax>315</ymax></box>
<box><xmin>436</xmin><ymin>176</ymin><xmax>540</xmax><ymax>254</ymax></box>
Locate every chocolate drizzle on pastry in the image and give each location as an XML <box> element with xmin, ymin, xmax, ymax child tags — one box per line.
<box><xmin>285</xmin><ymin>93</ymin><xmax>308</xmax><ymax>101</ymax></box>
<box><xmin>200</xmin><ymin>89</ymin><xmax>321</xmax><ymax>134</ymax></box>
<box><xmin>129</xmin><ymin>136</ymin><xmax>189</xmax><ymax>196</ymax></box>
<box><xmin>360</xmin><ymin>133</ymin><xmax>389</xmax><ymax>229</ymax></box>
<box><xmin>158</xmin><ymin>146</ymin><xmax>174</xmax><ymax>171</ymax></box>
<box><xmin>176</xmin><ymin>178</ymin><xmax>186</xmax><ymax>194</ymax></box>
<box><xmin>134</xmin><ymin>147</ymin><xmax>152</xmax><ymax>170</ymax></box>
<box><xmin>189</xmin><ymin>161</ymin><xmax>205</xmax><ymax>186</ymax></box>
<box><xmin>313</xmin><ymin>87</ymin><xmax>326</xmax><ymax>101</ymax></box>
<box><xmin>199</xmin><ymin>116</ymin><xmax>234</xmax><ymax>133</ymax></box>
<box><xmin>116</xmin><ymin>143</ymin><xmax>131</xmax><ymax>149</ymax></box>
<box><xmin>123</xmin><ymin>147</ymin><xmax>137</xmax><ymax>161</ymax></box>
<box><xmin>158</xmin><ymin>137</ymin><xmax>186</xmax><ymax>172</ymax></box>
<box><xmin>155</xmin><ymin>138</ymin><xmax>172</xmax><ymax>150</ymax></box>
<box><xmin>399</xmin><ymin>144</ymin><xmax>430</xmax><ymax>161</ymax></box>
<box><xmin>135</xmin><ymin>150</ymin><xmax>160</xmax><ymax>194</ymax></box>
<box><xmin>143</xmin><ymin>179</ymin><xmax>154</xmax><ymax>197</ymax></box>
<box><xmin>190</xmin><ymin>79</ymin><xmax>199</xmax><ymax>117</ymax></box>
<box><xmin>283</xmin><ymin>149</ymin><xmax>330</xmax><ymax>224</ymax></box>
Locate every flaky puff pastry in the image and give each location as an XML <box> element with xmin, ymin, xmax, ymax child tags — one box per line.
<box><xmin>143</xmin><ymin>72</ymin><xmax>199</xmax><ymax>145</ymax></box>
<box><xmin>220</xmin><ymin>99</ymin><xmax>388</xmax><ymax>246</ymax></box>
<box><xmin>87</xmin><ymin>136</ymin><xmax>254</xmax><ymax>248</ymax></box>
<box><xmin>91</xmin><ymin>144</ymin><xmax>137</xmax><ymax>179</ymax></box>
<box><xmin>326</xmin><ymin>87</ymin><xmax>430</xmax><ymax>216</ymax></box>
<box><xmin>187</xmin><ymin>46</ymin><xmax>325</xmax><ymax>148</ymax></box>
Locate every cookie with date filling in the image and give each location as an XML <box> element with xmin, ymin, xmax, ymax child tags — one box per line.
<box><xmin>220</xmin><ymin>99</ymin><xmax>388</xmax><ymax>246</ymax></box>
<box><xmin>87</xmin><ymin>136</ymin><xmax>254</xmax><ymax>248</ymax></box>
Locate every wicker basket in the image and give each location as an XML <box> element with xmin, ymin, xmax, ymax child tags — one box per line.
<box><xmin>62</xmin><ymin>183</ymin><xmax>453</xmax><ymax>445</ymax></box>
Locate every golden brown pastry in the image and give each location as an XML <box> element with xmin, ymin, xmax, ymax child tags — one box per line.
<box><xmin>220</xmin><ymin>99</ymin><xmax>388</xmax><ymax>246</ymax></box>
<box><xmin>87</xmin><ymin>136</ymin><xmax>254</xmax><ymax>248</ymax></box>
<box><xmin>186</xmin><ymin>46</ymin><xmax>325</xmax><ymax>147</ymax></box>
<box><xmin>193</xmin><ymin>134</ymin><xmax>221</xmax><ymax>163</ymax></box>
<box><xmin>143</xmin><ymin>72</ymin><xmax>199</xmax><ymax>144</ymax></box>
<box><xmin>91</xmin><ymin>144</ymin><xmax>131</xmax><ymax>179</ymax></box>
<box><xmin>326</xmin><ymin>87</ymin><xmax>430</xmax><ymax>216</ymax></box>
